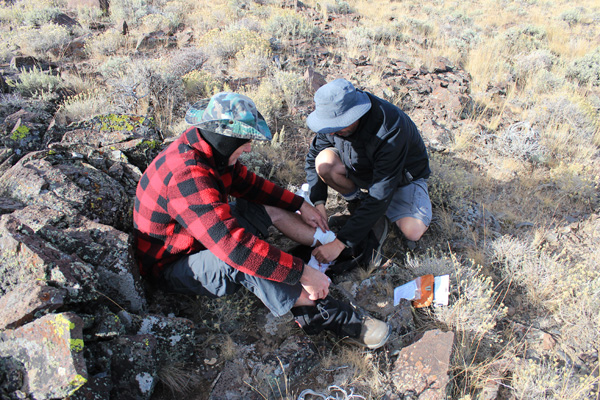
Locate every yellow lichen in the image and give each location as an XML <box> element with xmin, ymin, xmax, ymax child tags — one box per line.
<box><xmin>10</xmin><ymin>124</ymin><xmax>30</xmax><ymax>140</ymax></box>
<box><xmin>49</xmin><ymin>314</ymin><xmax>75</xmax><ymax>336</ymax></box>
<box><xmin>70</xmin><ymin>338</ymin><xmax>84</xmax><ymax>352</ymax></box>
<box><xmin>67</xmin><ymin>374</ymin><xmax>88</xmax><ymax>395</ymax></box>
<box><xmin>98</xmin><ymin>114</ymin><xmax>146</xmax><ymax>132</ymax></box>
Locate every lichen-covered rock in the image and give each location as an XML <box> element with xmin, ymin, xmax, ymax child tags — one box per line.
<box><xmin>98</xmin><ymin>335</ymin><xmax>158</xmax><ymax>400</ymax></box>
<box><xmin>100</xmin><ymin>138</ymin><xmax>165</xmax><ymax>174</ymax></box>
<box><xmin>10</xmin><ymin>204</ymin><xmax>146</xmax><ymax>312</ymax></box>
<box><xmin>59</xmin><ymin>114</ymin><xmax>163</xmax><ymax>183</ymax></box>
<box><xmin>0</xmin><ymin>281</ymin><xmax>66</xmax><ymax>330</ymax></box>
<box><xmin>0</xmin><ymin>109</ymin><xmax>53</xmax><ymax>155</ymax></box>
<box><xmin>0</xmin><ymin>150</ymin><xmax>133</xmax><ymax>231</ymax></box>
<box><xmin>63</xmin><ymin>114</ymin><xmax>160</xmax><ymax>147</ymax></box>
<box><xmin>0</xmin><ymin>213</ymin><xmax>99</xmax><ymax>302</ymax></box>
<box><xmin>134</xmin><ymin>314</ymin><xmax>196</xmax><ymax>365</ymax></box>
<box><xmin>48</xmin><ymin>143</ymin><xmax>143</xmax><ymax>196</ymax></box>
<box><xmin>0</xmin><ymin>312</ymin><xmax>88</xmax><ymax>400</ymax></box>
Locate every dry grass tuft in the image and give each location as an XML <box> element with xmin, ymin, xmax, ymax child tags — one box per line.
<box><xmin>157</xmin><ymin>362</ymin><xmax>202</xmax><ymax>396</ymax></box>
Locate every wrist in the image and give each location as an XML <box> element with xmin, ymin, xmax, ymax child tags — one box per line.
<box><xmin>332</xmin><ymin>238</ymin><xmax>347</xmax><ymax>250</ymax></box>
<box><xmin>300</xmin><ymin>264</ymin><xmax>313</xmax><ymax>283</ymax></box>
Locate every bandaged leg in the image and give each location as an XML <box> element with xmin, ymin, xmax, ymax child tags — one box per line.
<box><xmin>311</xmin><ymin>227</ymin><xmax>336</xmax><ymax>247</ymax></box>
<box><xmin>309</xmin><ymin>228</ymin><xmax>337</xmax><ymax>273</ymax></box>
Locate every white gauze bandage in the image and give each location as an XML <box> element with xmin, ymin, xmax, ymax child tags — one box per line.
<box><xmin>311</xmin><ymin>228</ymin><xmax>336</xmax><ymax>247</ymax></box>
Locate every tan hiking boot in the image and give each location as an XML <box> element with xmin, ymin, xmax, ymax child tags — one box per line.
<box><xmin>346</xmin><ymin>315</ymin><xmax>391</xmax><ymax>350</ymax></box>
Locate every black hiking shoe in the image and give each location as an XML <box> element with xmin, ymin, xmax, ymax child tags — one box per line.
<box><xmin>292</xmin><ymin>296</ymin><xmax>391</xmax><ymax>349</ymax></box>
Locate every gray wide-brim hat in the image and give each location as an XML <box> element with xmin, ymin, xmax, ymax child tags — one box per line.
<box><xmin>306</xmin><ymin>79</ymin><xmax>372</xmax><ymax>134</ymax></box>
<box><xmin>185</xmin><ymin>92</ymin><xmax>272</xmax><ymax>141</ymax></box>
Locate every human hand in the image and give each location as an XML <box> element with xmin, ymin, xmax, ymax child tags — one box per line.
<box><xmin>299</xmin><ymin>201</ymin><xmax>329</xmax><ymax>232</ymax></box>
<box><xmin>300</xmin><ymin>264</ymin><xmax>331</xmax><ymax>300</ymax></box>
<box><xmin>312</xmin><ymin>239</ymin><xmax>346</xmax><ymax>264</ymax></box>
<box><xmin>315</xmin><ymin>203</ymin><xmax>327</xmax><ymax>221</ymax></box>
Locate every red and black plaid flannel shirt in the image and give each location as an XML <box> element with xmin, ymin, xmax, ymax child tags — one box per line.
<box><xmin>133</xmin><ymin>127</ymin><xmax>305</xmax><ymax>284</ymax></box>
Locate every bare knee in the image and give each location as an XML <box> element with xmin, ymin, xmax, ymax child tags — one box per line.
<box><xmin>315</xmin><ymin>149</ymin><xmax>343</xmax><ymax>181</ymax></box>
<box><xmin>264</xmin><ymin>205</ymin><xmax>288</xmax><ymax>225</ymax></box>
<box><xmin>396</xmin><ymin>217</ymin><xmax>428</xmax><ymax>241</ymax></box>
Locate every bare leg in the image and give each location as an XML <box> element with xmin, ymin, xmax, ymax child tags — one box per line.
<box><xmin>395</xmin><ymin>217</ymin><xmax>428</xmax><ymax>242</ymax></box>
<box><xmin>315</xmin><ymin>149</ymin><xmax>355</xmax><ymax>195</ymax></box>
<box><xmin>293</xmin><ymin>289</ymin><xmax>316</xmax><ymax>307</ymax></box>
<box><xmin>264</xmin><ymin>205</ymin><xmax>319</xmax><ymax>246</ymax></box>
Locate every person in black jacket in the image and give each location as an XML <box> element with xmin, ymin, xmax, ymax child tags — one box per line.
<box><xmin>305</xmin><ymin>79</ymin><xmax>431</xmax><ymax>264</ymax></box>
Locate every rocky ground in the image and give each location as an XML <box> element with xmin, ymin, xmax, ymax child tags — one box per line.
<box><xmin>0</xmin><ymin>1</ymin><xmax>598</xmax><ymax>400</ymax></box>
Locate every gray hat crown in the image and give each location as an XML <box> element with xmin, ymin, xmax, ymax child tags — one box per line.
<box><xmin>306</xmin><ymin>79</ymin><xmax>371</xmax><ymax>134</ymax></box>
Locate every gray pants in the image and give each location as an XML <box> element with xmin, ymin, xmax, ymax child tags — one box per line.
<box><xmin>161</xmin><ymin>199</ymin><xmax>302</xmax><ymax>317</ymax></box>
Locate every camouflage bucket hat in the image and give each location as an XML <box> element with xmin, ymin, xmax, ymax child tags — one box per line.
<box><xmin>185</xmin><ymin>92</ymin><xmax>272</xmax><ymax>141</ymax></box>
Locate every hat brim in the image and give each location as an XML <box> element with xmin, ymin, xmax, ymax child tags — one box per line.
<box><xmin>185</xmin><ymin>100</ymin><xmax>272</xmax><ymax>141</ymax></box>
<box><xmin>306</xmin><ymin>91</ymin><xmax>372</xmax><ymax>134</ymax></box>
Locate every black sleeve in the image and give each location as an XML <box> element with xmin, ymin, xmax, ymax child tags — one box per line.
<box><xmin>304</xmin><ymin>133</ymin><xmax>334</xmax><ymax>206</ymax></box>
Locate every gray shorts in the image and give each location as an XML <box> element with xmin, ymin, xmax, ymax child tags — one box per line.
<box><xmin>325</xmin><ymin>148</ymin><xmax>431</xmax><ymax>226</ymax></box>
<box><xmin>385</xmin><ymin>178</ymin><xmax>432</xmax><ymax>226</ymax></box>
<box><xmin>161</xmin><ymin>199</ymin><xmax>302</xmax><ymax>317</ymax></box>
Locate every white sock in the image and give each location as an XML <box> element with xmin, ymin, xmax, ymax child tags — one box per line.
<box><xmin>311</xmin><ymin>228</ymin><xmax>336</xmax><ymax>247</ymax></box>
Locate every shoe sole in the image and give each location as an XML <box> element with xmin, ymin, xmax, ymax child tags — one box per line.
<box><xmin>345</xmin><ymin>322</ymin><xmax>392</xmax><ymax>350</ymax></box>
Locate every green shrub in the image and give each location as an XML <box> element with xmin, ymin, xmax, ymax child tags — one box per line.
<box><xmin>560</xmin><ymin>7</ymin><xmax>585</xmax><ymax>27</ymax></box>
<box><xmin>234</xmin><ymin>43</ymin><xmax>272</xmax><ymax>77</ymax></box>
<box><xmin>345</xmin><ymin>27</ymin><xmax>374</xmax><ymax>51</ymax></box>
<box><xmin>266</xmin><ymin>10</ymin><xmax>321</xmax><ymax>43</ymax></box>
<box><xmin>405</xmin><ymin>18</ymin><xmax>434</xmax><ymax>37</ymax></box>
<box><xmin>272</xmin><ymin>70</ymin><xmax>307</xmax><ymax>109</ymax></box>
<box><xmin>10</xmin><ymin>66</ymin><xmax>65</xmax><ymax>98</ymax></box>
<box><xmin>57</xmin><ymin>90</ymin><xmax>111</xmax><ymax>124</ymax></box>
<box><xmin>530</xmin><ymin>69</ymin><xmax>564</xmax><ymax>94</ymax></box>
<box><xmin>199</xmin><ymin>28</ymin><xmax>270</xmax><ymax>62</ymax></box>
<box><xmin>109</xmin><ymin>0</ymin><xmax>151</xmax><ymax>26</ymax></box>
<box><xmin>512</xmin><ymin>359</ymin><xmax>598</xmax><ymax>400</ymax></box>
<box><xmin>324</xmin><ymin>0</ymin><xmax>353</xmax><ymax>14</ymax></box>
<box><xmin>0</xmin><ymin>0</ymin><xmax>59</xmax><ymax>26</ymax></box>
<box><xmin>99</xmin><ymin>57</ymin><xmax>131</xmax><ymax>79</ymax></box>
<box><xmin>241</xmin><ymin>79</ymin><xmax>282</xmax><ymax>124</ymax></box>
<box><xmin>428</xmin><ymin>152</ymin><xmax>477</xmax><ymax>211</ymax></box>
<box><xmin>447</xmin><ymin>28</ymin><xmax>481</xmax><ymax>56</ymax></box>
<box><xmin>85</xmin><ymin>30</ymin><xmax>127</xmax><ymax>57</ymax></box>
<box><xmin>182</xmin><ymin>70</ymin><xmax>222</xmax><ymax>99</ymax></box>
<box><xmin>405</xmin><ymin>251</ymin><xmax>506</xmax><ymax>337</ymax></box>
<box><xmin>501</xmin><ymin>25</ymin><xmax>548</xmax><ymax>55</ymax></box>
<box><xmin>566</xmin><ymin>48</ymin><xmax>600</xmax><ymax>87</ymax></box>
<box><xmin>14</xmin><ymin>24</ymin><xmax>71</xmax><ymax>59</ymax></box>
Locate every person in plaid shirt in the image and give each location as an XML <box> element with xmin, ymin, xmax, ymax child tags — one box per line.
<box><xmin>133</xmin><ymin>92</ymin><xmax>390</xmax><ymax>349</ymax></box>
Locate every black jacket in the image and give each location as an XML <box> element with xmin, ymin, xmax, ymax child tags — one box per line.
<box><xmin>305</xmin><ymin>92</ymin><xmax>430</xmax><ymax>248</ymax></box>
